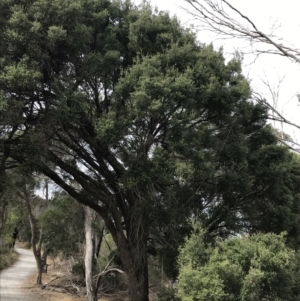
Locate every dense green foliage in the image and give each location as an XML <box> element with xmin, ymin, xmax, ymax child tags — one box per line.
<box><xmin>39</xmin><ymin>193</ymin><xmax>85</xmax><ymax>257</ymax></box>
<box><xmin>1</xmin><ymin>0</ymin><xmax>300</xmax><ymax>299</ymax></box>
<box><xmin>177</xmin><ymin>224</ymin><xmax>300</xmax><ymax>301</ymax></box>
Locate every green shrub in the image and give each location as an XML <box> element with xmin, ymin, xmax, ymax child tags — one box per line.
<box><xmin>24</xmin><ymin>241</ymin><xmax>31</xmax><ymax>249</ymax></box>
<box><xmin>0</xmin><ymin>247</ymin><xmax>19</xmax><ymax>270</ymax></box>
<box><xmin>71</xmin><ymin>262</ymin><xmax>85</xmax><ymax>278</ymax></box>
<box><xmin>176</xmin><ymin>223</ymin><xmax>300</xmax><ymax>301</ymax></box>
<box><xmin>158</xmin><ymin>286</ymin><xmax>181</xmax><ymax>301</ymax></box>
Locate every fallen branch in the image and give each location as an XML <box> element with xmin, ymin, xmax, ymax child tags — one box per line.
<box><xmin>41</xmin><ymin>276</ymin><xmax>60</xmax><ymax>289</ymax></box>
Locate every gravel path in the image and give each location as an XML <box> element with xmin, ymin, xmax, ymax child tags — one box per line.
<box><xmin>0</xmin><ymin>247</ymin><xmax>36</xmax><ymax>301</ymax></box>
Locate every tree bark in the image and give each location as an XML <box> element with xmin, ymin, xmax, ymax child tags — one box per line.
<box><xmin>93</xmin><ymin>226</ymin><xmax>104</xmax><ymax>260</ymax></box>
<box><xmin>126</xmin><ymin>256</ymin><xmax>149</xmax><ymax>301</ymax></box>
<box><xmin>21</xmin><ymin>188</ymin><xmax>43</xmax><ymax>285</ymax></box>
<box><xmin>84</xmin><ymin>206</ymin><xmax>98</xmax><ymax>301</ymax></box>
<box><xmin>41</xmin><ymin>242</ymin><xmax>51</xmax><ymax>273</ymax></box>
<box><xmin>36</xmin><ymin>254</ymin><xmax>43</xmax><ymax>285</ymax></box>
<box><xmin>0</xmin><ymin>199</ymin><xmax>8</xmax><ymax>248</ymax></box>
<box><xmin>115</xmin><ymin>219</ymin><xmax>149</xmax><ymax>301</ymax></box>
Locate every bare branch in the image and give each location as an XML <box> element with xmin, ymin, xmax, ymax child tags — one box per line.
<box><xmin>253</xmin><ymin>93</ymin><xmax>300</xmax><ymax>132</ymax></box>
<box><xmin>185</xmin><ymin>0</ymin><xmax>300</xmax><ymax>147</ymax></box>
<box><xmin>184</xmin><ymin>0</ymin><xmax>300</xmax><ymax>64</ymax></box>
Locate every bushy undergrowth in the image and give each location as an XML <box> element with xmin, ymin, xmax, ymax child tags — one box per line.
<box><xmin>158</xmin><ymin>286</ymin><xmax>180</xmax><ymax>301</ymax></box>
<box><xmin>0</xmin><ymin>247</ymin><xmax>18</xmax><ymax>270</ymax></box>
<box><xmin>177</xmin><ymin>224</ymin><xmax>300</xmax><ymax>301</ymax></box>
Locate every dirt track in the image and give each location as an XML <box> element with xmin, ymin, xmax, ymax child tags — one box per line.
<box><xmin>0</xmin><ymin>247</ymin><xmax>36</xmax><ymax>301</ymax></box>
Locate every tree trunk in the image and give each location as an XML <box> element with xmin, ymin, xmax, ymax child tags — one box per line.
<box><xmin>0</xmin><ymin>201</ymin><xmax>8</xmax><ymax>248</ymax></box>
<box><xmin>22</xmin><ymin>189</ymin><xmax>43</xmax><ymax>285</ymax></box>
<box><xmin>84</xmin><ymin>207</ymin><xmax>97</xmax><ymax>301</ymax></box>
<box><xmin>126</xmin><ymin>255</ymin><xmax>149</xmax><ymax>301</ymax></box>
<box><xmin>36</xmin><ymin>255</ymin><xmax>43</xmax><ymax>285</ymax></box>
<box><xmin>34</xmin><ymin>230</ymin><xmax>44</xmax><ymax>285</ymax></box>
<box><xmin>93</xmin><ymin>226</ymin><xmax>104</xmax><ymax>260</ymax></box>
<box><xmin>116</xmin><ymin>221</ymin><xmax>149</xmax><ymax>301</ymax></box>
<box><xmin>42</xmin><ymin>242</ymin><xmax>51</xmax><ymax>273</ymax></box>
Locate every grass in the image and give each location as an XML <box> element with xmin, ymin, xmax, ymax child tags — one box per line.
<box><xmin>0</xmin><ymin>246</ymin><xmax>19</xmax><ymax>271</ymax></box>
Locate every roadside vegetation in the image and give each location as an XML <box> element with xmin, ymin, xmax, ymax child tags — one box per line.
<box><xmin>0</xmin><ymin>247</ymin><xmax>18</xmax><ymax>271</ymax></box>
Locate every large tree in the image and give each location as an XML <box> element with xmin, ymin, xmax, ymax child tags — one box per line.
<box><xmin>1</xmin><ymin>0</ymin><xmax>300</xmax><ymax>300</ymax></box>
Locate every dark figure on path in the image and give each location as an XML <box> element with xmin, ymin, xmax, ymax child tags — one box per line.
<box><xmin>11</xmin><ymin>227</ymin><xmax>19</xmax><ymax>249</ymax></box>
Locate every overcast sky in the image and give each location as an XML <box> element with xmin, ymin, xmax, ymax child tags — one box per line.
<box><xmin>135</xmin><ymin>0</ymin><xmax>300</xmax><ymax>143</ymax></box>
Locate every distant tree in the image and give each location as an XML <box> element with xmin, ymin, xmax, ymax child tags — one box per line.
<box><xmin>39</xmin><ymin>192</ymin><xmax>85</xmax><ymax>257</ymax></box>
<box><xmin>0</xmin><ymin>170</ymin><xmax>30</xmax><ymax>248</ymax></box>
<box><xmin>177</xmin><ymin>223</ymin><xmax>300</xmax><ymax>301</ymax></box>
<box><xmin>0</xmin><ymin>184</ymin><xmax>10</xmax><ymax>247</ymax></box>
<box><xmin>9</xmin><ymin>173</ymin><xmax>48</xmax><ymax>285</ymax></box>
